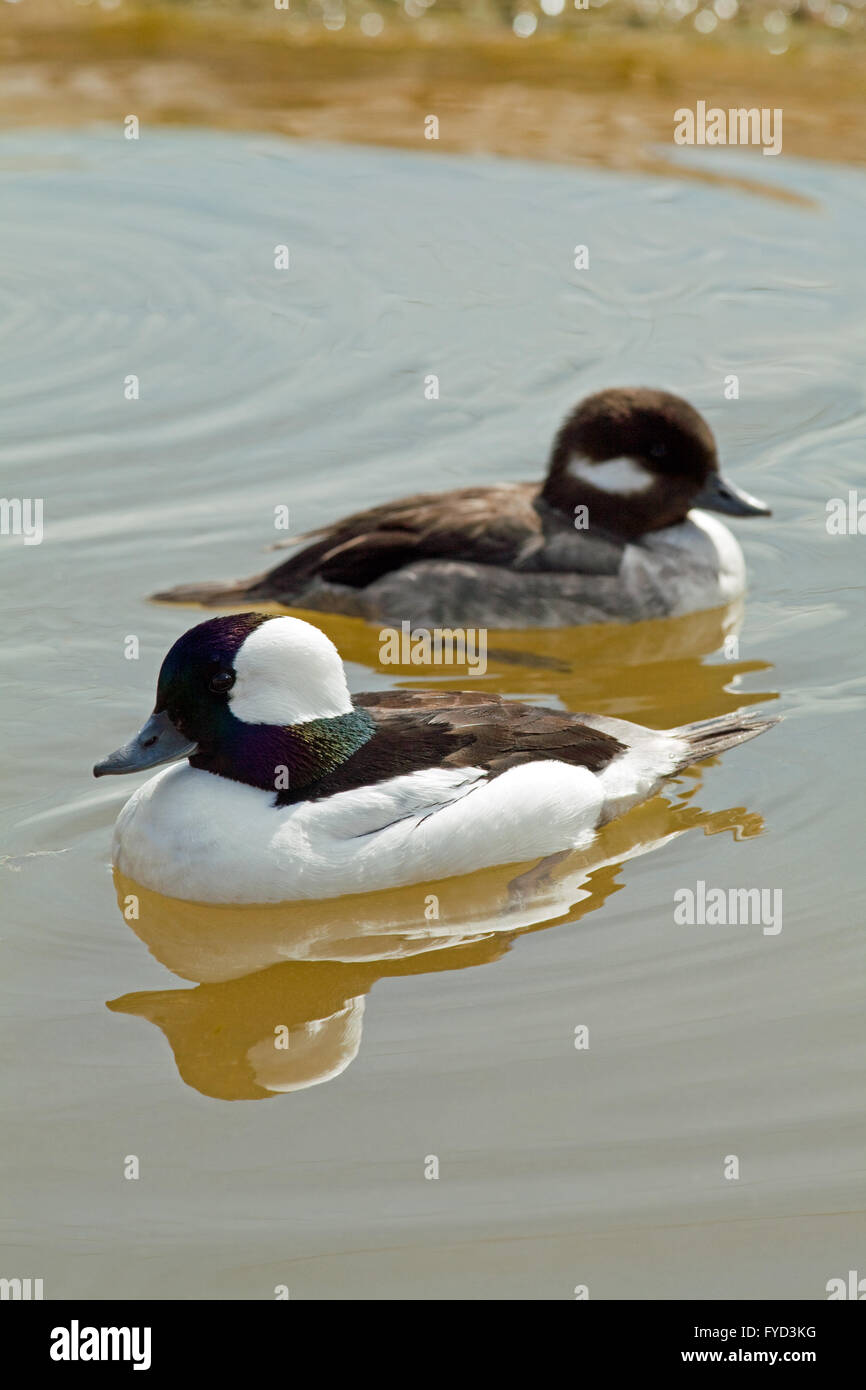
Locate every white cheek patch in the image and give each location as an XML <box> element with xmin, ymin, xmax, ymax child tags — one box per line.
<box><xmin>229</xmin><ymin>616</ymin><xmax>353</xmax><ymax>726</ymax></box>
<box><xmin>567</xmin><ymin>454</ymin><xmax>654</xmax><ymax>496</ymax></box>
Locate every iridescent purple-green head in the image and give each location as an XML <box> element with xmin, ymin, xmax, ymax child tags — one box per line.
<box><xmin>93</xmin><ymin>614</ymin><xmax>375</xmax><ymax>795</ymax></box>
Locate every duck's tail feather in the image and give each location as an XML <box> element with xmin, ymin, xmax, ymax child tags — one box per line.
<box><xmin>668</xmin><ymin>710</ymin><xmax>780</xmax><ymax>771</ymax></box>
<box><xmin>150</xmin><ymin>573</ymin><xmax>273</xmax><ymax>606</ymax></box>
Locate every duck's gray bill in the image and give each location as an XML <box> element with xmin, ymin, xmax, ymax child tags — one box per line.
<box><xmin>93</xmin><ymin>710</ymin><xmax>197</xmax><ymax>777</ymax></box>
<box><xmin>693</xmin><ymin>473</ymin><xmax>771</xmax><ymax>518</ymax></box>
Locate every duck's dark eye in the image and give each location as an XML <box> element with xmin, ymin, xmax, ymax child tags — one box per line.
<box><xmin>208</xmin><ymin>670</ymin><xmax>235</xmax><ymax>694</ymax></box>
<box><xmin>649</xmin><ymin>442</ymin><xmax>668</xmax><ymax>459</ymax></box>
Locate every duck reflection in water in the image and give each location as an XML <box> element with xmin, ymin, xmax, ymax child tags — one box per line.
<box><xmin>300</xmin><ymin>598</ymin><xmax>774</xmax><ymax>729</ymax></box>
<box><xmin>108</xmin><ymin>779</ymin><xmax>766</xmax><ymax>1101</ymax></box>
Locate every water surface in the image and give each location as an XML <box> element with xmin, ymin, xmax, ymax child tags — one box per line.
<box><xmin>1</xmin><ymin>130</ymin><xmax>864</xmax><ymax>1299</ymax></box>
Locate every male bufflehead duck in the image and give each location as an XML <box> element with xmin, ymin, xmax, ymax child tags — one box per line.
<box><xmin>154</xmin><ymin>388</ymin><xmax>770</xmax><ymax>628</ymax></box>
<box><xmin>94</xmin><ymin>614</ymin><xmax>776</xmax><ymax>904</ymax></box>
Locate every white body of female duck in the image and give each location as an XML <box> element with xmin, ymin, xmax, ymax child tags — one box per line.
<box><xmin>94</xmin><ymin>614</ymin><xmax>777</xmax><ymax>904</ymax></box>
<box><xmin>153</xmin><ymin>388</ymin><xmax>771</xmax><ymax>628</ymax></box>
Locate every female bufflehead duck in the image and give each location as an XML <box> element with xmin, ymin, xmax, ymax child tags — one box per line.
<box><xmin>94</xmin><ymin>614</ymin><xmax>776</xmax><ymax>904</ymax></box>
<box><xmin>154</xmin><ymin>388</ymin><xmax>770</xmax><ymax>628</ymax></box>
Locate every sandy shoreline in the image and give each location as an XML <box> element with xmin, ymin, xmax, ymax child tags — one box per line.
<box><xmin>1</xmin><ymin>3</ymin><xmax>863</xmax><ymax>202</ymax></box>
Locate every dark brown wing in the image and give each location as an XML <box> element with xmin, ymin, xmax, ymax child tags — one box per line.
<box><xmin>352</xmin><ymin>690</ymin><xmax>492</xmax><ymax>712</ymax></box>
<box><xmin>278</xmin><ymin>691</ymin><xmax>627</xmax><ymax>804</ymax></box>
<box><xmin>248</xmin><ymin>483</ymin><xmax>542</xmax><ymax>597</ymax></box>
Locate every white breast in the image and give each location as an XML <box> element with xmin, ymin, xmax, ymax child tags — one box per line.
<box><xmin>622</xmin><ymin>509</ymin><xmax>746</xmax><ymax>616</ymax></box>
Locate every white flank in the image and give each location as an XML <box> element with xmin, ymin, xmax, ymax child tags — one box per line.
<box><xmin>111</xmin><ymin>759</ymin><xmax>609</xmax><ymax>903</ymax></box>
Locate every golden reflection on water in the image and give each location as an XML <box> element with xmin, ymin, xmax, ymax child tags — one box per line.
<box><xmin>108</xmin><ymin>778</ymin><xmax>766</xmax><ymax>1102</ymax></box>
<box><xmin>221</xmin><ymin>597</ymin><xmax>775</xmax><ymax>726</ymax></box>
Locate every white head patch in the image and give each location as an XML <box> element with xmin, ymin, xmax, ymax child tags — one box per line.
<box><xmin>229</xmin><ymin>616</ymin><xmax>352</xmax><ymax>726</ymax></box>
<box><xmin>567</xmin><ymin>454</ymin><xmax>654</xmax><ymax>496</ymax></box>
